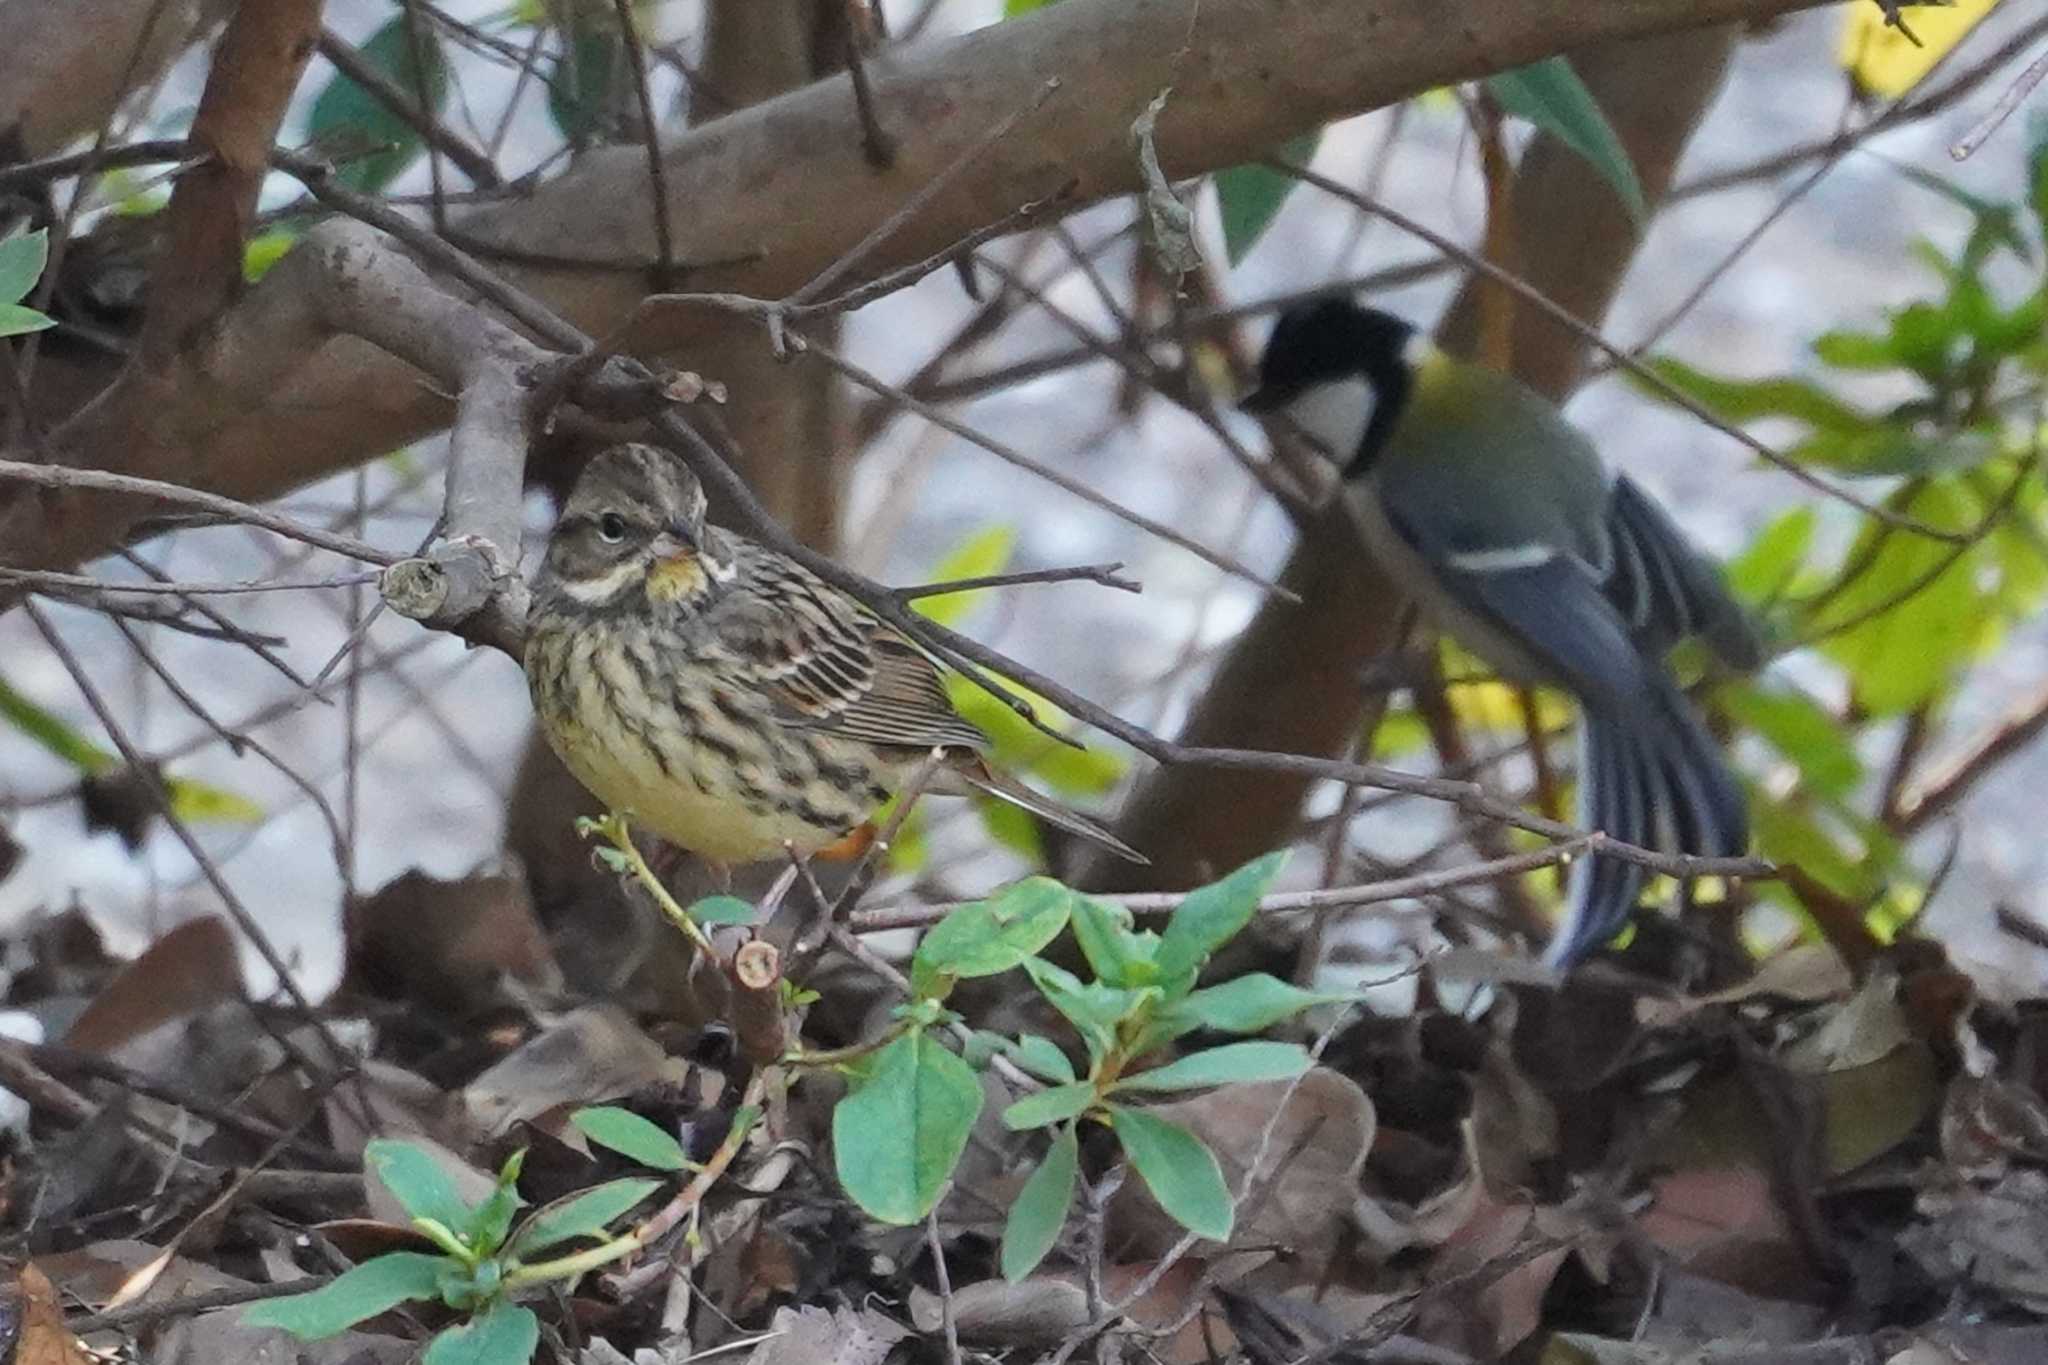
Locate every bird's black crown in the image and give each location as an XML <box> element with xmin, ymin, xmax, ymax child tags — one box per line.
<box><xmin>1243</xmin><ymin>298</ymin><xmax>1416</xmax><ymax>411</ymax></box>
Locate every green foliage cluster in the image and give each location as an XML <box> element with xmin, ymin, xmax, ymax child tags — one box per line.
<box><xmin>830</xmin><ymin>852</ymin><xmax>1354</xmax><ymax>1278</ymax></box>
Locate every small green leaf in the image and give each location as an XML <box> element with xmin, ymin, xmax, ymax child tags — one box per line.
<box><xmin>0</xmin><ymin>229</ymin><xmax>48</xmax><ymax>304</ymax></box>
<box><xmin>1636</xmin><ymin>356</ymin><xmax>1872</xmax><ymax>431</ymax></box>
<box><xmin>1008</xmin><ymin>1033</ymin><xmax>1077</xmax><ymax>1084</ymax></box>
<box><xmin>1003</xmin><ymin>0</ymin><xmax>1059</xmax><ymax>14</ymax></box>
<box><xmin>1001</xmin><ymin>1126</ymin><xmax>1078</xmax><ymax>1280</ymax></box>
<box><xmin>1485</xmin><ymin>57</ymin><xmax>1645</xmax><ymax>221</ymax></box>
<box><xmin>1726</xmin><ymin>507</ymin><xmax>1815</xmax><ymax>602</ymax></box>
<box><xmin>834</xmin><ymin>1029</ymin><xmax>984</xmax><ymax>1225</ymax></box>
<box><xmin>0</xmin><ymin>302</ymin><xmax>54</xmax><ymax>337</ymax></box>
<box><xmin>165</xmin><ymin>776</ymin><xmax>265</xmax><ymax>824</ymax></box>
<box><xmin>1154</xmin><ymin>973</ymin><xmax>1355</xmax><ymax>1043</ymax></box>
<box><xmin>1722</xmin><ymin>686</ymin><xmax>1860</xmax><ymax>802</ymax></box>
<box><xmin>1116</xmin><ymin>1041</ymin><xmax>1311</xmax><ymax>1093</ymax></box>
<box><xmin>911</xmin><ymin>877</ymin><xmax>1075</xmax><ymax>997</ymax></box>
<box><xmin>942</xmin><ymin>674</ymin><xmax>1127</xmax><ymax>797</ymax></box>
<box><xmin>242</xmin><ymin>227</ymin><xmax>298</xmax><ymax>282</ymax></box>
<box><xmin>244</xmin><ymin>1252</ymin><xmax>446</xmax><ymax>1339</ymax></box>
<box><xmin>569</xmin><ymin>1106</ymin><xmax>691</xmax><ymax>1172</ymax></box>
<box><xmin>1215</xmin><ymin>129</ymin><xmax>1320</xmax><ymax>266</ymax></box>
<box><xmin>1154</xmin><ymin>852</ymin><xmax>1288</xmax><ymax>984</ymax></box>
<box><xmin>1068</xmin><ymin>893</ymin><xmax>1150</xmax><ymax>987</ymax></box>
<box><xmin>0</xmin><ymin>675</ymin><xmax>110</xmax><ymax>772</ymax></box>
<box><xmin>548</xmin><ymin>16</ymin><xmax>627</xmax><ymax>143</ymax></box>
<box><xmin>1107</xmin><ymin>1105</ymin><xmax>1233</xmax><ymax>1241</ymax></box>
<box><xmin>421</xmin><ymin>1301</ymin><xmax>540</xmax><ymax>1365</ymax></box>
<box><xmin>467</xmin><ymin>1150</ymin><xmax>526</xmax><ymax>1257</ymax></box>
<box><xmin>508</xmin><ymin>1178</ymin><xmax>659</xmax><ymax>1258</ymax></box>
<box><xmin>365</xmin><ymin>1139</ymin><xmax>476</xmax><ymax>1233</ymax></box>
<box><xmin>1022</xmin><ymin>958</ymin><xmax>1141</xmax><ymax>1065</ymax></box>
<box><xmin>310</xmin><ymin>16</ymin><xmax>450</xmax><ymax>192</ymax></box>
<box><xmin>913</xmin><ymin>525</ymin><xmax>1016</xmax><ymax>629</ymax></box>
<box><xmin>688</xmin><ymin>894</ymin><xmax>758</xmax><ymax>927</ymax></box>
<box><xmin>1001</xmin><ymin>1081</ymin><xmax>1099</xmax><ymax>1131</ymax></box>
<box><xmin>1816</xmin><ymin>480</ymin><xmax>1984</xmax><ymax>714</ymax></box>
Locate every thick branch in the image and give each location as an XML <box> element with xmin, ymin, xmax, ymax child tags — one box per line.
<box><xmin>0</xmin><ymin>0</ymin><xmax>230</xmax><ymax>157</ymax></box>
<box><xmin>1</xmin><ymin>0</ymin><xmax>1837</xmax><ymax>580</ymax></box>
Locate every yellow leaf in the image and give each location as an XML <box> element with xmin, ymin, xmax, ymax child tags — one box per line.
<box><xmin>1839</xmin><ymin>0</ymin><xmax>2004</xmax><ymax>98</ymax></box>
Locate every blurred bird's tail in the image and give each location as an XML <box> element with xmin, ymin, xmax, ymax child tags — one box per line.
<box><xmin>944</xmin><ymin>759</ymin><xmax>1149</xmax><ymax>866</ymax></box>
<box><xmin>1545</xmin><ymin>682</ymin><xmax>1747</xmax><ymax>970</ymax></box>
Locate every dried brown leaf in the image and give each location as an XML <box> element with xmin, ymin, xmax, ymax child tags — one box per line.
<box><xmin>461</xmin><ymin>1005</ymin><xmax>680</xmax><ymax>1138</ymax></box>
<box><xmin>1111</xmin><ymin>1068</ymin><xmax>1374</xmax><ymax>1263</ymax></box>
<box><xmin>61</xmin><ymin>916</ymin><xmax>241</xmax><ymax>1056</ymax></box>
<box><xmin>741</xmin><ymin>1304</ymin><xmax>907</xmax><ymax>1365</ymax></box>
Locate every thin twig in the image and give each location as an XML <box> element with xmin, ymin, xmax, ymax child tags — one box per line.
<box><xmin>610</xmin><ymin>0</ymin><xmax>681</xmax><ymax>290</ymax></box>
<box><xmin>1950</xmin><ymin>42</ymin><xmax>2048</xmax><ymax>160</ymax></box>
<box><xmin>893</xmin><ymin>563</ymin><xmax>1140</xmax><ymax>599</ymax></box>
<box><xmin>19</xmin><ymin>601</ymin><xmax>346</xmax><ymax>1079</ymax></box>
<box><xmin>926</xmin><ymin>1199</ymin><xmax>964</xmax><ymax>1365</ymax></box>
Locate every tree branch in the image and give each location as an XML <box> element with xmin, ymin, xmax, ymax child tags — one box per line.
<box><xmin>0</xmin><ymin>0</ymin><xmax>1838</xmax><ymax>581</ymax></box>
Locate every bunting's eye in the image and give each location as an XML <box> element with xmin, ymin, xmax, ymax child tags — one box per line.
<box><xmin>597</xmin><ymin>512</ymin><xmax>628</xmax><ymax>544</ymax></box>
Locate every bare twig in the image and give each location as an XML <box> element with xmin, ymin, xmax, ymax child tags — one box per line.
<box><xmin>1950</xmin><ymin>42</ymin><xmax>2048</xmax><ymax>160</ymax></box>
<box><xmin>610</xmin><ymin>0</ymin><xmax>681</xmax><ymax>289</ymax></box>
<box><xmin>893</xmin><ymin>562</ymin><xmax>1140</xmax><ymax>600</ymax></box>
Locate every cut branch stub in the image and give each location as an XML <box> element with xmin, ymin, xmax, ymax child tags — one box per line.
<box><xmin>380</xmin><ymin>536</ymin><xmax>527</xmax><ymax>651</ymax></box>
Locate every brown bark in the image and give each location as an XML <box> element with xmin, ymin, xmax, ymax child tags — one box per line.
<box><xmin>1079</xmin><ymin>23</ymin><xmax>1741</xmax><ymax>892</ymax></box>
<box><xmin>0</xmin><ymin>0</ymin><xmax>233</xmax><ymax>156</ymax></box>
<box><xmin>0</xmin><ymin>0</ymin><xmax>1835</xmax><ymax>581</ymax></box>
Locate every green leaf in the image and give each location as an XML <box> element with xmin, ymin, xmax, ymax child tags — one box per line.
<box><xmin>467</xmin><ymin>1150</ymin><xmax>526</xmax><ymax>1257</ymax></box>
<box><xmin>1816</xmin><ymin>480</ymin><xmax>1984</xmax><ymax>713</ymax></box>
<box><xmin>242</xmin><ymin>227</ymin><xmax>298</xmax><ymax>282</ymax></box>
<box><xmin>1722</xmin><ymin>686</ymin><xmax>1859</xmax><ymax>802</ymax></box>
<box><xmin>244</xmin><ymin>1253</ymin><xmax>446</xmax><ymax>1339</ymax></box>
<box><xmin>310</xmin><ymin>16</ymin><xmax>450</xmax><ymax>192</ymax></box>
<box><xmin>1001</xmin><ymin>1081</ymin><xmax>1099</xmax><ymax>1131</ymax></box>
<box><xmin>1154</xmin><ymin>973</ymin><xmax>1355</xmax><ymax>1042</ymax></box>
<box><xmin>1215</xmin><ymin>129</ymin><xmax>1320</xmax><ymax>266</ymax></box>
<box><xmin>569</xmin><ymin>1106</ymin><xmax>691</xmax><ymax>1172</ymax></box>
<box><xmin>833</xmin><ymin>1029</ymin><xmax>984</xmax><ymax>1225</ymax></box>
<box><xmin>942</xmin><ymin>674</ymin><xmax>1127</xmax><ymax>798</ymax></box>
<box><xmin>166</xmin><ymin>776</ymin><xmax>265</xmax><ymax>824</ymax></box>
<box><xmin>1008</xmin><ymin>1033</ymin><xmax>1077</xmax><ymax>1085</ymax></box>
<box><xmin>548</xmin><ymin>17</ymin><xmax>627</xmax><ymax>143</ymax></box>
<box><xmin>1068</xmin><ymin>893</ymin><xmax>1151</xmax><ymax>988</ymax></box>
<box><xmin>913</xmin><ymin>525</ymin><xmax>1016</xmax><ymax>628</ymax></box>
<box><xmin>1153</xmin><ymin>852</ymin><xmax>1288</xmax><ymax>985</ymax></box>
<box><xmin>1485</xmin><ymin>57</ymin><xmax>1645</xmax><ymax>222</ymax></box>
<box><xmin>1022</xmin><ymin>958</ymin><xmax>1141</xmax><ymax>1065</ymax></box>
<box><xmin>508</xmin><ymin>1178</ymin><xmax>658</xmax><ymax>1258</ymax></box>
<box><xmin>421</xmin><ymin>1301</ymin><xmax>540</xmax><ymax>1365</ymax></box>
<box><xmin>1726</xmin><ymin>507</ymin><xmax>1815</xmax><ymax>602</ymax></box>
<box><xmin>0</xmin><ymin>303</ymin><xmax>54</xmax><ymax>337</ymax></box>
<box><xmin>911</xmin><ymin>877</ymin><xmax>1075</xmax><ymax>997</ymax></box>
<box><xmin>0</xmin><ymin>675</ymin><xmax>110</xmax><ymax>772</ymax></box>
<box><xmin>1107</xmin><ymin>1105</ymin><xmax>1233</xmax><ymax>1241</ymax></box>
<box><xmin>365</xmin><ymin>1139</ymin><xmax>476</xmax><ymax>1233</ymax></box>
<box><xmin>1116</xmin><ymin>1041</ymin><xmax>1312</xmax><ymax>1093</ymax></box>
<box><xmin>1003</xmin><ymin>0</ymin><xmax>1060</xmax><ymax>14</ymax></box>
<box><xmin>1636</xmin><ymin>356</ymin><xmax>1872</xmax><ymax>431</ymax></box>
<box><xmin>1001</xmin><ymin>1126</ymin><xmax>1078</xmax><ymax>1280</ymax></box>
<box><xmin>0</xmin><ymin>228</ymin><xmax>48</xmax><ymax>304</ymax></box>
<box><xmin>688</xmin><ymin>894</ymin><xmax>757</xmax><ymax>927</ymax></box>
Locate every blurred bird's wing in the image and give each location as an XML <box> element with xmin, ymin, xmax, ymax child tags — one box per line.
<box><xmin>718</xmin><ymin>550</ymin><xmax>988</xmax><ymax>753</ymax></box>
<box><xmin>1602</xmin><ymin>475</ymin><xmax>1764</xmax><ymax>668</ymax></box>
